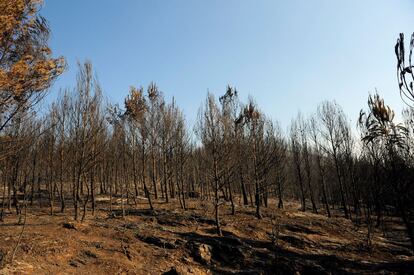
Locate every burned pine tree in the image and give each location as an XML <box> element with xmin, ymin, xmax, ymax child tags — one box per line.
<box><xmin>196</xmin><ymin>93</ymin><xmax>227</xmax><ymax>235</ymax></box>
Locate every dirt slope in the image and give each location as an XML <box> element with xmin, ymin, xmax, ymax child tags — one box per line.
<box><xmin>0</xmin><ymin>198</ymin><xmax>412</xmax><ymax>274</ymax></box>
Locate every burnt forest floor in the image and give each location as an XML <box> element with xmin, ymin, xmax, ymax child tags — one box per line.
<box><xmin>0</xmin><ymin>196</ymin><xmax>413</xmax><ymax>274</ymax></box>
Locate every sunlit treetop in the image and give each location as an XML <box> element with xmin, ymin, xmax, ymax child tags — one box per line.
<box><xmin>359</xmin><ymin>93</ymin><xmax>407</xmax><ymax>148</ymax></box>
<box><xmin>0</xmin><ymin>0</ymin><xmax>65</xmax><ymax>107</ymax></box>
<box><xmin>124</xmin><ymin>86</ymin><xmax>147</xmax><ymax>123</ymax></box>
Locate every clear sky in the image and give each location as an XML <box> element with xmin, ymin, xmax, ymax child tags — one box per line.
<box><xmin>41</xmin><ymin>0</ymin><xmax>414</xmax><ymax>130</ymax></box>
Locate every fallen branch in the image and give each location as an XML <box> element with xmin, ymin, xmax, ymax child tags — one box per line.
<box><xmin>10</xmin><ymin>202</ymin><xmax>27</xmax><ymax>265</ymax></box>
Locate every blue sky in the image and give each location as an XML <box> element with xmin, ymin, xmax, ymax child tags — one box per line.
<box><xmin>41</xmin><ymin>0</ymin><xmax>414</xmax><ymax>130</ymax></box>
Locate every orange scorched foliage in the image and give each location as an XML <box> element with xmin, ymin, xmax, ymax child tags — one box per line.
<box><xmin>0</xmin><ymin>0</ymin><xmax>65</xmax><ymax>107</ymax></box>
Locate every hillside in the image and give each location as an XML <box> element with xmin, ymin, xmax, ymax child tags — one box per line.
<box><xmin>0</xmin><ymin>198</ymin><xmax>412</xmax><ymax>274</ymax></box>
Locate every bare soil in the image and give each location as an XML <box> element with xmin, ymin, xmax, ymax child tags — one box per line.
<box><xmin>0</xmin><ymin>197</ymin><xmax>412</xmax><ymax>274</ymax></box>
